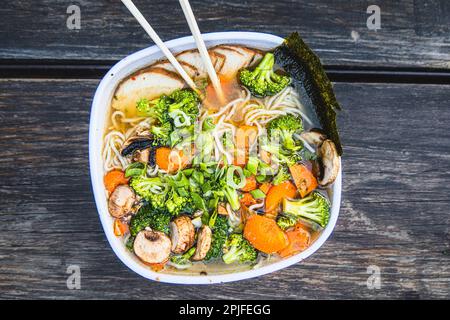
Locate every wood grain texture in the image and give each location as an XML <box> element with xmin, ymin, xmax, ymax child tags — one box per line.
<box><xmin>0</xmin><ymin>79</ymin><xmax>449</xmax><ymax>299</ymax></box>
<box><xmin>0</xmin><ymin>0</ymin><xmax>449</xmax><ymax>69</ymax></box>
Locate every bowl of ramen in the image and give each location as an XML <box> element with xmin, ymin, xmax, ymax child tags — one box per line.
<box><xmin>90</xmin><ymin>31</ymin><xmax>342</xmax><ymax>284</ymax></box>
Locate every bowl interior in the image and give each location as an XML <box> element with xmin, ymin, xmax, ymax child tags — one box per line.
<box><xmin>89</xmin><ymin>32</ymin><xmax>341</xmax><ymax>284</ymax></box>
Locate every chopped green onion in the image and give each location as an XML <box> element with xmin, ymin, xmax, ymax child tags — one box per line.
<box><xmin>226</xmin><ymin>166</ymin><xmax>246</xmax><ymax>189</ymax></box>
<box><xmin>246</xmin><ymin>157</ymin><xmax>259</xmax><ymax>175</ymax></box>
<box><xmin>250</xmin><ymin>189</ymin><xmax>266</xmax><ymax>199</ymax></box>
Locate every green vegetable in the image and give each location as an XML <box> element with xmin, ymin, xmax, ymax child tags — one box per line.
<box><xmin>239</xmin><ymin>52</ymin><xmax>291</xmax><ymax>97</ymax></box>
<box><xmin>226</xmin><ymin>166</ymin><xmax>246</xmax><ymax>189</ymax></box>
<box><xmin>205</xmin><ymin>215</ymin><xmax>228</xmax><ymax>261</ymax></box>
<box><xmin>267</xmin><ymin>114</ymin><xmax>303</xmax><ymax>151</ymax></box>
<box><xmin>125</xmin><ymin>162</ymin><xmax>147</xmax><ymax>178</ymax></box>
<box><xmin>169</xmin><ymin>247</ymin><xmax>196</xmax><ymax>269</ymax></box>
<box><xmin>274</xmin><ymin>32</ymin><xmax>342</xmax><ymax>155</ymax></box>
<box><xmin>130</xmin><ymin>176</ymin><xmax>168</xmax><ymax>208</ymax></box>
<box><xmin>223</xmin><ymin>185</ymin><xmax>240</xmax><ymax>211</ymax></box>
<box><xmin>261</xmin><ymin>143</ymin><xmax>302</xmax><ymax>167</ymax></box>
<box><xmin>250</xmin><ymin>189</ymin><xmax>266</xmax><ymax>200</ymax></box>
<box><xmin>272</xmin><ymin>165</ymin><xmax>291</xmax><ymax>185</ymax></box>
<box><xmin>202</xmin><ymin>117</ymin><xmax>215</xmax><ymax>131</ymax></box>
<box><xmin>246</xmin><ymin>157</ymin><xmax>259</xmax><ymax>175</ymax></box>
<box><xmin>129</xmin><ymin>205</ymin><xmax>171</xmax><ymax>236</ymax></box>
<box><xmin>167</xmin><ymin>89</ymin><xmax>200</xmax><ymax>124</ymax></box>
<box><xmin>151</xmin><ymin>121</ymin><xmax>172</xmax><ymax>146</ymax></box>
<box><xmin>282</xmin><ymin>191</ymin><xmax>330</xmax><ymax>228</ymax></box>
<box><xmin>125</xmin><ymin>236</ymin><xmax>135</xmax><ymax>252</ymax></box>
<box><xmin>276</xmin><ymin>215</ymin><xmax>297</xmax><ymax>230</ymax></box>
<box><xmin>166</xmin><ymin>188</ymin><xmax>194</xmax><ymax>216</ymax></box>
<box><xmin>222</xmin><ymin>234</ymin><xmax>258</xmax><ymax>264</ymax></box>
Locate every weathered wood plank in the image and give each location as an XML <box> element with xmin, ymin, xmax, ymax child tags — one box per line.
<box><xmin>0</xmin><ymin>0</ymin><xmax>449</xmax><ymax>69</ymax></box>
<box><xmin>0</xmin><ymin>79</ymin><xmax>449</xmax><ymax>299</ymax></box>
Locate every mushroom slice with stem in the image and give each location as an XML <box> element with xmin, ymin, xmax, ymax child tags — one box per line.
<box><xmin>108</xmin><ymin>185</ymin><xmax>136</xmax><ymax>218</ymax></box>
<box><xmin>134</xmin><ymin>230</ymin><xmax>172</xmax><ymax>264</ymax></box>
<box><xmin>299</xmin><ymin>129</ymin><xmax>327</xmax><ymax>147</ymax></box>
<box><xmin>192</xmin><ymin>225</ymin><xmax>212</xmax><ymax>261</ymax></box>
<box><xmin>121</xmin><ymin>136</ymin><xmax>153</xmax><ymax>157</ymax></box>
<box><xmin>170</xmin><ymin>215</ymin><xmax>195</xmax><ymax>254</ymax></box>
<box><xmin>317</xmin><ymin>139</ymin><xmax>340</xmax><ymax>187</ymax></box>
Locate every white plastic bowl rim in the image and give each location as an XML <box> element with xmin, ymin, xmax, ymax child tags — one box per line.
<box><xmin>89</xmin><ymin>31</ymin><xmax>342</xmax><ymax>284</ymax></box>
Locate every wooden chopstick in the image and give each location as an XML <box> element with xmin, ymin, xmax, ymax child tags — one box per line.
<box><xmin>121</xmin><ymin>0</ymin><xmax>200</xmax><ymax>95</ymax></box>
<box><xmin>178</xmin><ymin>0</ymin><xmax>226</xmax><ymax>103</ymax></box>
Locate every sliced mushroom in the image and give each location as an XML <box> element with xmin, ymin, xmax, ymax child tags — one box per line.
<box><xmin>192</xmin><ymin>226</ymin><xmax>212</xmax><ymax>261</ymax></box>
<box><xmin>133</xmin><ymin>230</ymin><xmax>171</xmax><ymax>264</ymax></box>
<box><xmin>317</xmin><ymin>139</ymin><xmax>340</xmax><ymax>186</ymax></box>
<box><xmin>299</xmin><ymin>129</ymin><xmax>327</xmax><ymax>147</ymax></box>
<box><xmin>133</xmin><ymin>148</ymin><xmax>150</xmax><ymax>163</ymax></box>
<box><xmin>170</xmin><ymin>216</ymin><xmax>195</xmax><ymax>254</ymax></box>
<box><xmin>121</xmin><ymin>136</ymin><xmax>153</xmax><ymax>157</ymax></box>
<box><xmin>108</xmin><ymin>185</ymin><xmax>136</xmax><ymax>218</ymax></box>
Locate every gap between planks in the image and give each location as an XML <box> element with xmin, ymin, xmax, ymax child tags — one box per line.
<box><xmin>0</xmin><ymin>60</ymin><xmax>450</xmax><ymax>84</ymax></box>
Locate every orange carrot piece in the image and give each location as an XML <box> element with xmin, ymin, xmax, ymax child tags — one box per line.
<box><xmin>289</xmin><ymin>164</ymin><xmax>318</xmax><ymax>198</ymax></box>
<box><xmin>259</xmin><ymin>182</ymin><xmax>272</xmax><ymax>195</ymax></box>
<box><xmin>156</xmin><ymin>147</ymin><xmax>188</xmax><ymax>173</ymax></box>
<box><xmin>235</xmin><ymin>125</ymin><xmax>258</xmax><ymax>166</ymax></box>
<box><xmin>278</xmin><ymin>223</ymin><xmax>311</xmax><ymax>258</ymax></box>
<box><xmin>241</xmin><ymin>176</ymin><xmax>258</xmax><ymax>192</ymax></box>
<box><xmin>265</xmin><ymin>181</ymin><xmax>297</xmax><ymax>213</ymax></box>
<box><xmin>104</xmin><ymin>170</ymin><xmax>129</xmax><ymax>194</ymax></box>
<box><xmin>240</xmin><ymin>193</ymin><xmax>257</xmax><ymax>207</ymax></box>
<box><xmin>244</xmin><ymin>214</ymin><xmax>288</xmax><ymax>254</ymax></box>
<box><xmin>113</xmin><ymin>219</ymin><xmax>129</xmax><ymax>237</ymax></box>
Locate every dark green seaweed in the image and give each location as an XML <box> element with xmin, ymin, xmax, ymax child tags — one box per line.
<box><xmin>274</xmin><ymin>32</ymin><xmax>343</xmax><ymax>155</ymax></box>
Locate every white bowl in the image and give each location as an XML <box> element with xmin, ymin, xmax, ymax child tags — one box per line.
<box><xmin>89</xmin><ymin>31</ymin><xmax>342</xmax><ymax>284</ymax></box>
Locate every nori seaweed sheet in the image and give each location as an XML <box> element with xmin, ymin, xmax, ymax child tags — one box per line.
<box><xmin>274</xmin><ymin>32</ymin><xmax>343</xmax><ymax>155</ymax></box>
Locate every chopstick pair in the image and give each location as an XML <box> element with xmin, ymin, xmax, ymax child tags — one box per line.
<box><xmin>121</xmin><ymin>0</ymin><xmax>225</xmax><ymax>101</ymax></box>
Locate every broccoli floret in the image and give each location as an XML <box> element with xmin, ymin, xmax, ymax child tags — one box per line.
<box><xmin>166</xmin><ymin>189</ymin><xmax>194</xmax><ymax>216</ymax></box>
<box><xmin>205</xmin><ymin>215</ymin><xmax>228</xmax><ymax>261</ymax></box>
<box><xmin>268</xmin><ymin>114</ymin><xmax>303</xmax><ymax>151</ymax></box>
<box><xmin>129</xmin><ymin>205</ymin><xmax>171</xmax><ymax>236</ymax></box>
<box><xmin>276</xmin><ymin>215</ymin><xmax>297</xmax><ymax>230</ymax></box>
<box><xmin>151</xmin><ymin>121</ymin><xmax>172</xmax><ymax>146</ymax></box>
<box><xmin>167</xmin><ymin>89</ymin><xmax>200</xmax><ymax>124</ymax></box>
<box><xmin>239</xmin><ymin>53</ymin><xmax>291</xmax><ymax>97</ymax></box>
<box><xmin>272</xmin><ymin>165</ymin><xmax>291</xmax><ymax>185</ymax></box>
<box><xmin>262</xmin><ymin>143</ymin><xmax>302</xmax><ymax>166</ymax></box>
<box><xmin>136</xmin><ymin>96</ymin><xmax>171</xmax><ymax>123</ymax></box>
<box><xmin>169</xmin><ymin>247</ymin><xmax>196</xmax><ymax>269</ymax></box>
<box><xmin>222</xmin><ymin>233</ymin><xmax>258</xmax><ymax>264</ymax></box>
<box><xmin>129</xmin><ymin>176</ymin><xmax>168</xmax><ymax>208</ymax></box>
<box><xmin>282</xmin><ymin>191</ymin><xmax>330</xmax><ymax>228</ymax></box>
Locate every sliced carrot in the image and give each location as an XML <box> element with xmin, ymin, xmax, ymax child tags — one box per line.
<box><xmin>156</xmin><ymin>147</ymin><xmax>189</xmax><ymax>173</ymax></box>
<box><xmin>289</xmin><ymin>164</ymin><xmax>318</xmax><ymax>198</ymax></box>
<box><xmin>265</xmin><ymin>181</ymin><xmax>297</xmax><ymax>214</ymax></box>
<box><xmin>149</xmin><ymin>262</ymin><xmax>166</xmax><ymax>272</ymax></box>
<box><xmin>241</xmin><ymin>175</ymin><xmax>258</xmax><ymax>192</ymax></box>
<box><xmin>244</xmin><ymin>214</ymin><xmax>288</xmax><ymax>254</ymax></box>
<box><xmin>260</xmin><ymin>150</ymin><xmax>271</xmax><ymax>164</ymax></box>
<box><xmin>240</xmin><ymin>192</ymin><xmax>257</xmax><ymax>207</ymax></box>
<box><xmin>104</xmin><ymin>170</ymin><xmax>129</xmax><ymax>194</ymax></box>
<box><xmin>259</xmin><ymin>182</ymin><xmax>272</xmax><ymax>195</ymax></box>
<box><xmin>278</xmin><ymin>223</ymin><xmax>311</xmax><ymax>258</ymax></box>
<box><xmin>113</xmin><ymin>219</ymin><xmax>129</xmax><ymax>237</ymax></box>
<box><xmin>217</xmin><ymin>203</ymin><xmax>228</xmax><ymax>216</ymax></box>
<box><xmin>235</xmin><ymin>125</ymin><xmax>258</xmax><ymax>166</ymax></box>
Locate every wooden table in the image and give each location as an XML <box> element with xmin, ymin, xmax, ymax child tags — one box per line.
<box><xmin>0</xmin><ymin>0</ymin><xmax>449</xmax><ymax>299</ymax></box>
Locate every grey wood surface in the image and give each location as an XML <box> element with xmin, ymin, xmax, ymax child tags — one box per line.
<box><xmin>0</xmin><ymin>79</ymin><xmax>448</xmax><ymax>299</ymax></box>
<box><xmin>0</xmin><ymin>0</ymin><xmax>449</xmax><ymax>69</ymax></box>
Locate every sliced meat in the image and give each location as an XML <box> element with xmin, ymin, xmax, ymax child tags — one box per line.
<box><xmin>111</xmin><ymin>68</ymin><xmax>185</xmax><ymax>117</ymax></box>
<box><xmin>174</xmin><ymin>49</ymin><xmax>225</xmax><ymax>79</ymax></box>
<box><xmin>134</xmin><ymin>230</ymin><xmax>171</xmax><ymax>264</ymax></box>
<box><xmin>192</xmin><ymin>226</ymin><xmax>212</xmax><ymax>261</ymax></box>
<box><xmin>170</xmin><ymin>215</ymin><xmax>195</xmax><ymax>254</ymax></box>
<box><xmin>212</xmin><ymin>45</ymin><xmax>262</xmax><ymax>79</ymax></box>
<box><xmin>150</xmin><ymin>60</ymin><xmax>199</xmax><ymax>79</ymax></box>
<box><xmin>108</xmin><ymin>185</ymin><xmax>135</xmax><ymax>218</ymax></box>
